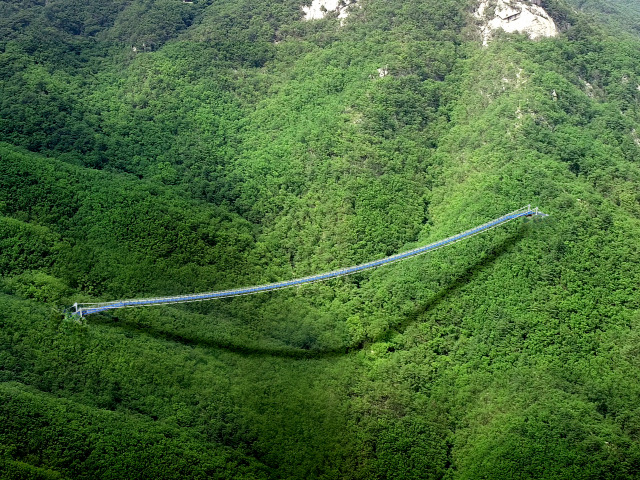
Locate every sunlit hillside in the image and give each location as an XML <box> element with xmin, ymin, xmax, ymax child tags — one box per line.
<box><xmin>1</xmin><ymin>0</ymin><xmax>640</xmax><ymax>478</ymax></box>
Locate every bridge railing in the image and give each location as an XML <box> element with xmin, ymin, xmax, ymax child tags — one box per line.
<box><xmin>73</xmin><ymin>205</ymin><xmax>547</xmax><ymax>317</ymax></box>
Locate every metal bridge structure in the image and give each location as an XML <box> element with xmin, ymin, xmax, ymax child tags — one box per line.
<box><xmin>72</xmin><ymin>205</ymin><xmax>547</xmax><ymax>317</ymax></box>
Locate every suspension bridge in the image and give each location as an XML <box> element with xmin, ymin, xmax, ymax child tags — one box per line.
<box><xmin>72</xmin><ymin>205</ymin><xmax>547</xmax><ymax>317</ymax></box>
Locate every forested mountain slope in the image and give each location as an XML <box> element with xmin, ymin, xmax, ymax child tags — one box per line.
<box><xmin>565</xmin><ymin>0</ymin><xmax>640</xmax><ymax>37</ymax></box>
<box><xmin>1</xmin><ymin>0</ymin><xmax>640</xmax><ymax>478</ymax></box>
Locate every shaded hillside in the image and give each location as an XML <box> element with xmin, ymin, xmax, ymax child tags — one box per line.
<box><xmin>1</xmin><ymin>0</ymin><xmax>640</xmax><ymax>478</ymax></box>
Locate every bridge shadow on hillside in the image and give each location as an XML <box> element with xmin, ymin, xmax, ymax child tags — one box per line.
<box><xmin>92</xmin><ymin>314</ymin><xmax>349</xmax><ymax>359</ymax></box>
<box><xmin>371</xmin><ymin>227</ymin><xmax>529</xmax><ymax>345</ymax></box>
<box><xmin>93</xmin><ymin>227</ymin><xmax>528</xmax><ymax>359</ymax></box>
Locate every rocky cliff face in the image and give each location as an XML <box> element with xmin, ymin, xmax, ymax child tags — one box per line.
<box><xmin>476</xmin><ymin>0</ymin><xmax>558</xmax><ymax>45</ymax></box>
<box><xmin>302</xmin><ymin>0</ymin><xmax>358</xmax><ymax>21</ymax></box>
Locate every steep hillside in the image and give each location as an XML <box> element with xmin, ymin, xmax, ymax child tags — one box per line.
<box><xmin>565</xmin><ymin>0</ymin><xmax>640</xmax><ymax>37</ymax></box>
<box><xmin>1</xmin><ymin>0</ymin><xmax>640</xmax><ymax>478</ymax></box>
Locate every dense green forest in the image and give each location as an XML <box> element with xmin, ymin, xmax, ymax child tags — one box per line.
<box><xmin>1</xmin><ymin>0</ymin><xmax>640</xmax><ymax>478</ymax></box>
